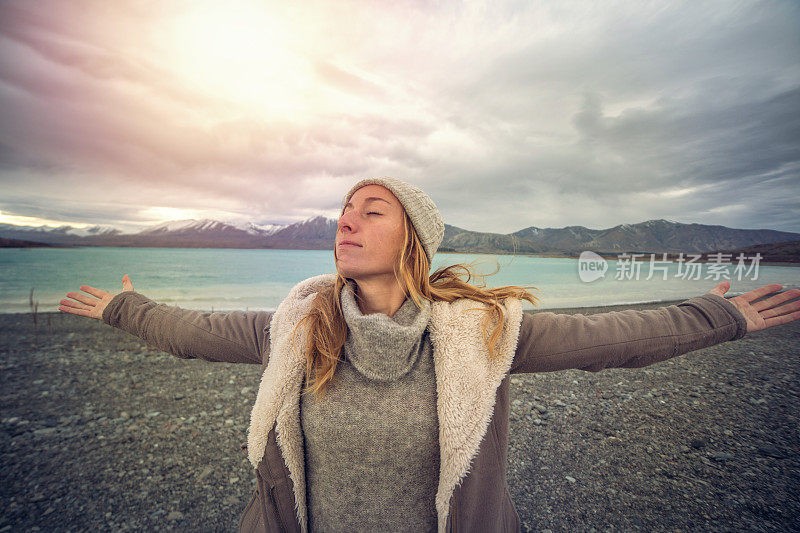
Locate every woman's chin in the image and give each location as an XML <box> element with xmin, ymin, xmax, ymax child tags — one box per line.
<box><xmin>336</xmin><ymin>262</ymin><xmax>380</xmax><ymax>281</ymax></box>
<box><xmin>335</xmin><ymin>263</ymin><xmax>360</xmax><ymax>279</ymax></box>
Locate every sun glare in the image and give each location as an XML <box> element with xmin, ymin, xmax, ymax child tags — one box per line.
<box><xmin>141</xmin><ymin>206</ymin><xmax>208</xmax><ymax>222</ymax></box>
<box><xmin>162</xmin><ymin>1</ymin><xmax>315</xmax><ymax>118</ymax></box>
<box><xmin>0</xmin><ymin>210</ymin><xmax>90</xmax><ymax>229</ymax></box>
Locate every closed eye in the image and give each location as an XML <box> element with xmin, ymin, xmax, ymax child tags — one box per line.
<box><xmin>368</xmin><ymin>212</ymin><xmax>382</xmax><ymax>215</ymax></box>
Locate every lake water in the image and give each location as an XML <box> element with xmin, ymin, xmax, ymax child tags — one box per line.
<box><xmin>1</xmin><ymin>247</ymin><xmax>798</xmax><ymax>314</ymax></box>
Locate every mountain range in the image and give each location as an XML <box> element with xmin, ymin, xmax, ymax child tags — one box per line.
<box><xmin>1</xmin><ymin>216</ymin><xmax>799</xmax><ymax>260</ymax></box>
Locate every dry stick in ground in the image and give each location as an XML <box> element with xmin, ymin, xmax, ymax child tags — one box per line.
<box><xmin>29</xmin><ymin>287</ymin><xmax>39</xmax><ymax>345</ymax></box>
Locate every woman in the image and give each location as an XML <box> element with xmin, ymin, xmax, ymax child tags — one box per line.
<box><xmin>59</xmin><ymin>176</ymin><xmax>800</xmax><ymax>533</ymax></box>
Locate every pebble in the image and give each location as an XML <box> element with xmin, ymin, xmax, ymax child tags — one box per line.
<box><xmin>690</xmin><ymin>438</ymin><xmax>707</xmax><ymax>449</ymax></box>
<box><xmin>710</xmin><ymin>451</ymin><xmax>736</xmax><ymax>461</ymax></box>
<box><xmin>757</xmin><ymin>445</ymin><xmax>784</xmax><ymax>458</ymax></box>
<box><xmin>198</xmin><ymin>466</ymin><xmax>214</xmax><ymax>482</ymax></box>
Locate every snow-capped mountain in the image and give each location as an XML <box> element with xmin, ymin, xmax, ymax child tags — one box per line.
<box><xmin>270</xmin><ymin>215</ymin><xmax>337</xmax><ymax>240</ymax></box>
<box><xmin>74</xmin><ymin>225</ymin><xmax>122</xmax><ymax>237</ymax></box>
<box><xmin>132</xmin><ymin>218</ymin><xmax>286</xmax><ymax>238</ymax></box>
<box><xmin>0</xmin><ymin>222</ymin><xmax>121</xmax><ymax>240</ymax></box>
<box><xmin>1</xmin><ymin>217</ymin><xmax>798</xmax><ymax>259</ymax></box>
<box><xmin>223</xmin><ymin>220</ymin><xmax>285</xmax><ymax>237</ymax></box>
<box><xmin>0</xmin><ymin>216</ymin><xmax>334</xmax><ymax>249</ymax></box>
<box><xmin>138</xmin><ymin>218</ymin><xmax>245</xmax><ymax>235</ymax></box>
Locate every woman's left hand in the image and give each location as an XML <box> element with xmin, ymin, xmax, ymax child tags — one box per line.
<box><xmin>708</xmin><ymin>281</ymin><xmax>800</xmax><ymax>334</ymax></box>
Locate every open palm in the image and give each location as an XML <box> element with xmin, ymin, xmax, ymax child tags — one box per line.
<box><xmin>59</xmin><ymin>274</ymin><xmax>135</xmax><ymax>320</ymax></box>
<box><xmin>708</xmin><ymin>281</ymin><xmax>800</xmax><ymax>334</ymax></box>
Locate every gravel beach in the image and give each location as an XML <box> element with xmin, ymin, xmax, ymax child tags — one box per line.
<box><xmin>1</xmin><ymin>299</ymin><xmax>798</xmax><ymax>532</ymax></box>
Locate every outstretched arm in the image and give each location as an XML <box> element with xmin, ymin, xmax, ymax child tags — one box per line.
<box><xmin>510</xmin><ymin>281</ymin><xmax>800</xmax><ymax>374</ymax></box>
<box><xmin>60</xmin><ymin>275</ymin><xmax>272</xmax><ymax>365</ymax></box>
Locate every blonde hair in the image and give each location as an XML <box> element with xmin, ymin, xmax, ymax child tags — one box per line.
<box><xmin>294</xmin><ymin>210</ymin><xmax>541</xmax><ymax>403</ymax></box>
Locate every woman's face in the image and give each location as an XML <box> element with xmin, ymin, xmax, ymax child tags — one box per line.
<box><xmin>335</xmin><ymin>184</ymin><xmax>406</xmax><ymax>281</ymax></box>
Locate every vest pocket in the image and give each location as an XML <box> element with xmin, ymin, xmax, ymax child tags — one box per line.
<box><xmin>258</xmin><ymin>428</ymin><xmax>297</xmax><ymax>531</ymax></box>
<box><xmin>238</xmin><ymin>487</ymin><xmax>264</xmax><ymax>532</ymax></box>
<box><xmin>269</xmin><ymin>485</ymin><xmax>289</xmax><ymax>530</ymax></box>
<box><xmin>257</xmin><ymin>468</ymin><xmax>287</xmax><ymax>531</ymax></box>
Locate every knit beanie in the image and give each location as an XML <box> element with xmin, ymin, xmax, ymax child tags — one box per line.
<box><xmin>341</xmin><ymin>176</ymin><xmax>445</xmax><ymax>265</ymax></box>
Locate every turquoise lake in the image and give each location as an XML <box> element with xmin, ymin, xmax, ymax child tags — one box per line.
<box><xmin>1</xmin><ymin>247</ymin><xmax>798</xmax><ymax>314</ymax></box>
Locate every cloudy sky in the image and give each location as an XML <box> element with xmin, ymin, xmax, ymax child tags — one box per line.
<box><xmin>1</xmin><ymin>0</ymin><xmax>798</xmax><ymax>235</ymax></box>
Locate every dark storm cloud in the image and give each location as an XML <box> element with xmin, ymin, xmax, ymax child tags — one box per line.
<box><xmin>0</xmin><ymin>194</ymin><xmax>143</xmax><ymax>226</ymax></box>
<box><xmin>0</xmin><ymin>0</ymin><xmax>797</xmax><ymax>233</ymax></box>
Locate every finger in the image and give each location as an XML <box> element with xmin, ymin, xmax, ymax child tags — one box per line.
<box><xmin>764</xmin><ymin>309</ymin><xmax>800</xmax><ymax>328</ymax></box>
<box><xmin>80</xmin><ymin>285</ymin><xmax>108</xmax><ymax>298</ymax></box>
<box><xmin>761</xmin><ymin>298</ymin><xmax>800</xmax><ymax>320</ymax></box>
<box><xmin>710</xmin><ymin>280</ymin><xmax>730</xmax><ymax>295</ymax></box>
<box><xmin>752</xmin><ymin>288</ymin><xmax>800</xmax><ymax>313</ymax></box>
<box><xmin>60</xmin><ymin>299</ymin><xmax>91</xmax><ymax>311</ymax></box>
<box><xmin>65</xmin><ymin>292</ymin><xmax>97</xmax><ymax>306</ymax></box>
<box><xmin>739</xmin><ymin>284</ymin><xmax>783</xmax><ymax>304</ymax></box>
<box><xmin>58</xmin><ymin>304</ymin><xmax>93</xmax><ymax>318</ymax></box>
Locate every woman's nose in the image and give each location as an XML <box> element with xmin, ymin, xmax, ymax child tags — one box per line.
<box><xmin>338</xmin><ymin>211</ymin><xmax>357</xmax><ymax>232</ymax></box>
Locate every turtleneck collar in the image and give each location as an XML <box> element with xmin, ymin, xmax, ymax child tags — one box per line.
<box><xmin>339</xmin><ymin>283</ymin><xmax>431</xmax><ymax>381</ymax></box>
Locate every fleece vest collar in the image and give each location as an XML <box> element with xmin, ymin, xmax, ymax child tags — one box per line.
<box><xmin>246</xmin><ymin>273</ymin><xmax>524</xmax><ymax>533</ymax></box>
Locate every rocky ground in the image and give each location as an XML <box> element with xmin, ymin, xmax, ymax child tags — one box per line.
<box><xmin>1</xmin><ymin>299</ymin><xmax>798</xmax><ymax>532</ymax></box>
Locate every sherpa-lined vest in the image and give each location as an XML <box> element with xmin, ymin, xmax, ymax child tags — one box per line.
<box><xmin>246</xmin><ymin>273</ymin><xmax>524</xmax><ymax>533</ymax></box>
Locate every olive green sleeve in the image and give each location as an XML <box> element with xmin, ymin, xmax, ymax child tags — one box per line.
<box><xmin>511</xmin><ymin>293</ymin><xmax>747</xmax><ymax>374</ymax></box>
<box><xmin>102</xmin><ymin>291</ymin><xmax>272</xmax><ymax>365</ymax></box>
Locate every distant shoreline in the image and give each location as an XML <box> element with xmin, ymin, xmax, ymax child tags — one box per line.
<box><xmin>436</xmin><ymin>250</ymin><xmax>800</xmax><ymax>267</ymax></box>
<box><xmin>3</xmin><ymin>244</ymin><xmax>799</xmax><ymax>266</ymax></box>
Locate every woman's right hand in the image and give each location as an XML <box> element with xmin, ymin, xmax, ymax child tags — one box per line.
<box><xmin>59</xmin><ymin>274</ymin><xmax>136</xmax><ymax>320</ymax></box>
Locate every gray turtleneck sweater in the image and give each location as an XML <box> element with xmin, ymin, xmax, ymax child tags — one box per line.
<box><xmin>300</xmin><ymin>284</ymin><xmax>440</xmax><ymax>532</ymax></box>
